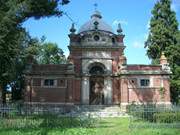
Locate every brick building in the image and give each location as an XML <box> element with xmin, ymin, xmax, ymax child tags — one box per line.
<box><xmin>24</xmin><ymin>10</ymin><xmax>171</xmax><ymax>106</ymax></box>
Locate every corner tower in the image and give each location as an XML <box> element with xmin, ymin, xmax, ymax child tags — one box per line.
<box><xmin>68</xmin><ymin>10</ymin><xmax>125</xmax><ymax>105</ymax></box>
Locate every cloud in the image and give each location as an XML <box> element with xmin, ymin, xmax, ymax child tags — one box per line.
<box><xmin>132</xmin><ymin>41</ymin><xmax>144</xmax><ymax>49</ymax></box>
<box><xmin>112</xmin><ymin>19</ymin><xmax>128</xmax><ymax>26</ymax></box>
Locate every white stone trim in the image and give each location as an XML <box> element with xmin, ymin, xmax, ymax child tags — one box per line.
<box><xmin>121</xmin><ymin>102</ymin><xmax>129</xmax><ymax>106</ymax></box>
<box><xmin>137</xmin><ymin>77</ymin><xmax>153</xmax><ymax>88</ymax></box>
<box><xmin>82</xmin><ymin>51</ymin><xmax>111</xmax><ymax>58</ymax></box>
<box><xmin>127</xmin><ymin>102</ymin><xmax>171</xmax><ymax>105</ymax></box>
<box><xmin>156</xmin><ymin>102</ymin><xmax>171</xmax><ymax>105</ymax></box>
<box><xmin>82</xmin><ymin>59</ymin><xmax>112</xmax><ymax>74</ymax></box>
<box><xmin>122</xmin><ymin>70</ymin><xmax>170</xmax><ymax>75</ymax></box>
<box><xmin>127</xmin><ymin>76</ymin><xmax>154</xmax><ymax>89</ymax></box>
<box><xmin>38</xmin><ymin>78</ymin><xmax>68</xmax><ymax>89</ymax></box>
<box><xmin>41</xmin><ymin>79</ymin><xmax>57</xmax><ymax>88</ymax></box>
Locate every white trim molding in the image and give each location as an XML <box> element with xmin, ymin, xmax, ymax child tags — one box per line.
<box><xmin>137</xmin><ymin>77</ymin><xmax>153</xmax><ymax>88</ymax></box>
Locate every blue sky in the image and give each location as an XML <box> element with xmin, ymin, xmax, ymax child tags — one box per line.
<box><xmin>23</xmin><ymin>0</ymin><xmax>180</xmax><ymax>64</ymax></box>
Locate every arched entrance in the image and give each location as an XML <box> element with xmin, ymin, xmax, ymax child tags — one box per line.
<box><xmin>89</xmin><ymin>63</ymin><xmax>105</xmax><ymax>105</ymax></box>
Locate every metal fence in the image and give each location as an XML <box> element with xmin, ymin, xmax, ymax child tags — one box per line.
<box><xmin>0</xmin><ymin>103</ymin><xmax>99</xmax><ymax>129</ymax></box>
<box><xmin>0</xmin><ymin>103</ymin><xmax>82</xmax><ymax>117</ymax></box>
<box><xmin>1</xmin><ymin>103</ymin><xmax>180</xmax><ymax>130</ymax></box>
<box><xmin>128</xmin><ymin>104</ymin><xmax>180</xmax><ymax>129</ymax></box>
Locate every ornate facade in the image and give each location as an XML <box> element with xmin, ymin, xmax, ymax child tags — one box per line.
<box><xmin>24</xmin><ymin>11</ymin><xmax>171</xmax><ymax>106</ymax></box>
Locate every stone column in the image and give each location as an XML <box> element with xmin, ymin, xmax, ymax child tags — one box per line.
<box><xmin>81</xmin><ymin>76</ymin><xmax>89</xmax><ymax>104</ymax></box>
<box><xmin>104</xmin><ymin>77</ymin><xmax>112</xmax><ymax>104</ymax></box>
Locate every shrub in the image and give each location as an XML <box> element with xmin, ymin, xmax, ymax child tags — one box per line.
<box><xmin>153</xmin><ymin>111</ymin><xmax>180</xmax><ymax>123</ymax></box>
<box><xmin>127</xmin><ymin>102</ymin><xmax>156</xmax><ymax>122</ymax></box>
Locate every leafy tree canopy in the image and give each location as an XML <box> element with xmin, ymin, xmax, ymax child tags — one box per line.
<box><xmin>145</xmin><ymin>0</ymin><xmax>180</xmax><ymax>104</ymax></box>
<box><xmin>145</xmin><ymin>0</ymin><xmax>179</xmax><ymax>59</ymax></box>
<box><xmin>0</xmin><ymin>0</ymin><xmax>69</xmax><ymax>103</ymax></box>
<box><xmin>38</xmin><ymin>42</ymin><xmax>66</xmax><ymax>64</ymax></box>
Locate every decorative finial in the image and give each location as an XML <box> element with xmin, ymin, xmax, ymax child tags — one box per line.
<box><xmin>117</xmin><ymin>23</ymin><xmax>123</xmax><ymax>34</ymax></box>
<box><xmin>160</xmin><ymin>52</ymin><xmax>171</xmax><ymax>72</ymax></box>
<box><xmin>70</xmin><ymin>23</ymin><xmax>76</xmax><ymax>34</ymax></box>
<box><xmin>160</xmin><ymin>52</ymin><xmax>167</xmax><ymax>60</ymax></box>
<box><xmin>94</xmin><ymin>3</ymin><xmax>98</xmax><ymax>11</ymax></box>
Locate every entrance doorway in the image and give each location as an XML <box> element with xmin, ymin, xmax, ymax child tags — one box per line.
<box><xmin>90</xmin><ymin>76</ymin><xmax>104</xmax><ymax>105</ymax></box>
<box><xmin>89</xmin><ymin>64</ymin><xmax>105</xmax><ymax>105</ymax></box>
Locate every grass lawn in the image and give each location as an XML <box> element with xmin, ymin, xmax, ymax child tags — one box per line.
<box><xmin>0</xmin><ymin>116</ymin><xmax>179</xmax><ymax>135</ymax></box>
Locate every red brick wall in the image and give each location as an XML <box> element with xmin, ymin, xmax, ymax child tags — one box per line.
<box><xmin>112</xmin><ymin>78</ymin><xmax>120</xmax><ymax>103</ymax></box>
<box><xmin>73</xmin><ymin>79</ymin><xmax>81</xmax><ymax>104</ymax></box>
<box><xmin>70</xmin><ymin>50</ymin><xmax>82</xmax><ymax>74</ymax></box>
<box><xmin>112</xmin><ymin>75</ymin><xmax>170</xmax><ymax>104</ymax></box>
<box><xmin>67</xmin><ymin>79</ymin><xmax>73</xmax><ymax>102</ymax></box>
<box><xmin>127</xmin><ymin>65</ymin><xmax>161</xmax><ymax>70</ymax></box>
<box><xmin>30</xmin><ymin>87</ymin><xmax>67</xmax><ymax>102</ymax></box>
<box><xmin>163</xmin><ymin>78</ymin><xmax>171</xmax><ymax>102</ymax></box>
<box><xmin>127</xmin><ymin>75</ymin><xmax>170</xmax><ymax>103</ymax></box>
<box><xmin>129</xmin><ymin>88</ymin><xmax>160</xmax><ymax>103</ymax></box>
<box><xmin>24</xmin><ymin>78</ymin><xmax>80</xmax><ymax>103</ymax></box>
<box><xmin>120</xmin><ymin>78</ymin><xmax>129</xmax><ymax>103</ymax></box>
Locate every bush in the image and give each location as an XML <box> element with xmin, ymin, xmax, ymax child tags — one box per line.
<box><xmin>127</xmin><ymin>102</ymin><xmax>156</xmax><ymax>122</ymax></box>
<box><xmin>153</xmin><ymin>111</ymin><xmax>180</xmax><ymax>123</ymax></box>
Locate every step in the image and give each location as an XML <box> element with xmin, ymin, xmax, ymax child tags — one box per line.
<box><xmin>63</xmin><ymin>105</ymin><xmax>129</xmax><ymax>118</ymax></box>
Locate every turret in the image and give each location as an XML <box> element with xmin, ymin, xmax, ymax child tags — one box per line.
<box><xmin>116</xmin><ymin>23</ymin><xmax>125</xmax><ymax>43</ymax></box>
<box><xmin>68</xmin><ymin>23</ymin><xmax>81</xmax><ymax>44</ymax></box>
<box><xmin>160</xmin><ymin>52</ymin><xmax>171</xmax><ymax>72</ymax></box>
<box><xmin>160</xmin><ymin>52</ymin><xmax>168</xmax><ymax>65</ymax></box>
<box><xmin>117</xmin><ymin>23</ymin><xmax>123</xmax><ymax>35</ymax></box>
<box><xmin>69</xmin><ymin>23</ymin><xmax>76</xmax><ymax>34</ymax></box>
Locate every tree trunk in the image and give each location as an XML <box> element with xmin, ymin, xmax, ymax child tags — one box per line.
<box><xmin>1</xmin><ymin>84</ymin><xmax>6</xmax><ymax>104</ymax></box>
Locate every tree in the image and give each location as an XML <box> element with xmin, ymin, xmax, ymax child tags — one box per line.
<box><xmin>11</xmin><ymin>35</ymin><xmax>41</xmax><ymax>101</ymax></box>
<box><xmin>0</xmin><ymin>0</ymin><xmax>69</xmax><ymax>103</ymax></box>
<box><xmin>145</xmin><ymin>0</ymin><xmax>178</xmax><ymax>60</ymax></box>
<box><xmin>10</xmin><ymin>35</ymin><xmax>67</xmax><ymax>101</ymax></box>
<box><xmin>39</xmin><ymin>42</ymin><xmax>66</xmax><ymax>64</ymax></box>
<box><xmin>145</xmin><ymin>0</ymin><xmax>180</xmax><ymax>104</ymax></box>
<box><xmin>167</xmin><ymin>31</ymin><xmax>180</xmax><ymax>104</ymax></box>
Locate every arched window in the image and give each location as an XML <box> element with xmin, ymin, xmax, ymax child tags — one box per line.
<box><xmin>89</xmin><ymin>66</ymin><xmax>104</xmax><ymax>75</ymax></box>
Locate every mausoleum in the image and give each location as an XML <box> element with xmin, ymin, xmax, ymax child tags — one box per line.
<box><xmin>24</xmin><ymin>10</ymin><xmax>171</xmax><ymax>106</ymax></box>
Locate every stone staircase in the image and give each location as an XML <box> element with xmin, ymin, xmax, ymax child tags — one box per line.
<box><xmin>65</xmin><ymin>105</ymin><xmax>129</xmax><ymax>118</ymax></box>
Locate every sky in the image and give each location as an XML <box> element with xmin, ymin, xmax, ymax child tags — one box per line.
<box><xmin>23</xmin><ymin>0</ymin><xmax>180</xmax><ymax>65</ymax></box>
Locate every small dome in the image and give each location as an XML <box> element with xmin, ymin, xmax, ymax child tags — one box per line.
<box><xmin>78</xmin><ymin>11</ymin><xmax>114</xmax><ymax>34</ymax></box>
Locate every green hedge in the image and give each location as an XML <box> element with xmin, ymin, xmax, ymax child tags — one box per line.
<box><xmin>127</xmin><ymin>103</ymin><xmax>157</xmax><ymax>122</ymax></box>
<box><xmin>153</xmin><ymin>111</ymin><xmax>180</xmax><ymax>123</ymax></box>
